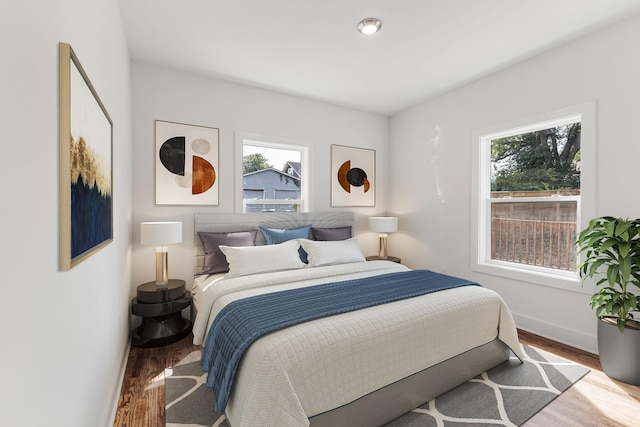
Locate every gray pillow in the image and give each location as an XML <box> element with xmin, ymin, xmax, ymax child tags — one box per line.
<box><xmin>198</xmin><ymin>230</ymin><xmax>258</xmax><ymax>274</ymax></box>
<box><xmin>311</xmin><ymin>226</ymin><xmax>352</xmax><ymax>241</ymax></box>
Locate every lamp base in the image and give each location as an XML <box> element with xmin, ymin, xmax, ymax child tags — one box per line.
<box><xmin>155</xmin><ymin>250</ymin><xmax>169</xmax><ymax>285</ymax></box>
<box><xmin>378</xmin><ymin>234</ymin><xmax>389</xmax><ymax>258</ymax></box>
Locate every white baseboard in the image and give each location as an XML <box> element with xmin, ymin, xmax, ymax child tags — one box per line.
<box><xmin>105</xmin><ymin>337</ymin><xmax>131</xmax><ymax>427</ymax></box>
<box><xmin>513</xmin><ymin>312</ymin><xmax>598</xmax><ymax>355</ymax></box>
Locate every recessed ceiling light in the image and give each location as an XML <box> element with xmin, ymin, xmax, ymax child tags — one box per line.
<box><xmin>357</xmin><ymin>18</ymin><xmax>382</xmax><ymax>35</ymax></box>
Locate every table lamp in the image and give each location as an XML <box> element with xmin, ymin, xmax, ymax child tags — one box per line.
<box><xmin>140</xmin><ymin>221</ymin><xmax>182</xmax><ymax>285</ymax></box>
<box><xmin>369</xmin><ymin>216</ymin><xmax>398</xmax><ymax>258</ymax></box>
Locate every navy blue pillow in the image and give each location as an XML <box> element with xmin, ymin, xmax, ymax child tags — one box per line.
<box><xmin>259</xmin><ymin>225</ymin><xmax>311</xmax><ymax>263</ymax></box>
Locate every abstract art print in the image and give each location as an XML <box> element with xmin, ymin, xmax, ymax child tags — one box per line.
<box><xmin>59</xmin><ymin>42</ymin><xmax>113</xmax><ymax>270</ymax></box>
<box><xmin>155</xmin><ymin>120</ymin><xmax>219</xmax><ymax>205</ymax></box>
<box><xmin>331</xmin><ymin>144</ymin><xmax>375</xmax><ymax>207</ymax></box>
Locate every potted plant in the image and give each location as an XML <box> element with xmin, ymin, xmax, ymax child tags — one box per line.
<box><xmin>577</xmin><ymin>216</ymin><xmax>640</xmax><ymax>385</ymax></box>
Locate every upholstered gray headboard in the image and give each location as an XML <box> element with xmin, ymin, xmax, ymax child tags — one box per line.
<box><xmin>194</xmin><ymin>211</ymin><xmax>354</xmax><ymax>275</ymax></box>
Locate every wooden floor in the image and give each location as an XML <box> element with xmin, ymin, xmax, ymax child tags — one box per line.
<box><xmin>113</xmin><ymin>330</ymin><xmax>640</xmax><ymax>427</ymax></box>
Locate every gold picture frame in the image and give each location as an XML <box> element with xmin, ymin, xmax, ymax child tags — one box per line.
<box><xmin>59</xmin><ymin>42</ymin><xmax>113</xmax><ymax>270</ymax></box>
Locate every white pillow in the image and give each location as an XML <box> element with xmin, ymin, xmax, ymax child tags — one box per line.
<box><xmin>219</xmin><ymin>239</ymin><xmax>305</xmax><ymax>278</ymax></box>
<box><xmin>299</xmin><ymin>238</ymin><xmax>366</xmax><ymax>267</ymax></box>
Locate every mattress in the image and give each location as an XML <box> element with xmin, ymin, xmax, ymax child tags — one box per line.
<box><xmin>191</xmin><ymin>260</ymin><xmax>523</xmax><ymax>427</ymax></box>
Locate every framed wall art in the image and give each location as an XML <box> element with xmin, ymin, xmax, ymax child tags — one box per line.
<box><xmin>59</xmin><ymin>42</ymin><xmax>113</xmax><ymax>270</ymax></box>
<box><xmin>331</xmin><ymin>144</ymin><xmax>375</xmax><ymax>207</ymax></box>
<box><xmin>155</xmin><ymin>120</ymin><xmax>219</xmax><ymax>205</ymax></box>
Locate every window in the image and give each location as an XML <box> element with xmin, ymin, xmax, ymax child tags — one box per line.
<box><xmin>235</xmin><ymin>133</ymin><xmax>310</xmax><ymax>213</ymax></box>
<box><xmin>471</xmin><ymin>102</ymin><xmax>595</xmax><ymax>288</ymax></box>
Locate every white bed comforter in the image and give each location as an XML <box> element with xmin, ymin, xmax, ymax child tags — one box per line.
<box><xmin>191</xmin><ymin>261</ymin><xmax>523</xmax><ymax>427</ymax></box>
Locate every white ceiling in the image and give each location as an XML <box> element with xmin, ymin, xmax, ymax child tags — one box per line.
<box><xmin>119</xmin><ymin>0</ymin><xmax>640</xmax><ymax>116</ymax></box>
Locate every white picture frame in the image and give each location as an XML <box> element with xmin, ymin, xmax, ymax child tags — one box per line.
<box><xmin>330</xmin><ymin>144</ymin><xmax>375</xmax><ymax>207</ymax></box>
<box><xmin>155</xmin><ymin>120</ymin><xmax>219</xmax><ymax>205</ymax></box>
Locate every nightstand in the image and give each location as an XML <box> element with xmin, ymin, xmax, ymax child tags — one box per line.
<box><xmin>131</xmin><ymin>279</ymin><xmax>192</xmax><ymax>348</ymax></box>
<box><xmin>366</xmin><ymin>255</ymin><xmax>401</xmax><ymax>264</ymax></box>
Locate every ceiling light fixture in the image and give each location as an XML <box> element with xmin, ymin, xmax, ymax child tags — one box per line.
<box><xmin>357</xmin><ymin>18</ymin><xmax>382</xmax><ymax>35</ymax></box>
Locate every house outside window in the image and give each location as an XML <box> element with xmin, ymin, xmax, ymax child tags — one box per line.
<box><xmin>235</xmin><ymin>133</ymin><xmax>310</xmax><ymax>213</ymax></box>
<box><xmin>471</xmin><ymin>102</ymin><xmax>595</xmax><ymax>289</ymax></box>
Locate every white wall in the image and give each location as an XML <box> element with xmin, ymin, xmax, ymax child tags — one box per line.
<box><xmin>4</xmin><ymin>4</ymin><xmax>633</xmax><ymax>424</ymax></box>
<box><xmin>131</xmin><ymin>63</ymin><xmax>389</xmax><ymax>289</ymax></box>
<box><xmin>0</xmin><ymin>1</ymin><xmax>132</xmax><ymax>427</ymax></box>
<box><xmin>389</xmin><ymin>14</ymin><xmax>640</xmax><ymax>354</ymax></box>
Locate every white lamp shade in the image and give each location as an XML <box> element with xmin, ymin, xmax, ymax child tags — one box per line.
<box><xmin>369</xmin><ymin>217</ymin><xmax>398</xmax><ymax>233</ymax></box>
<box><xmin>140</xmin><ymin>221</ymin><xmax>183</xmax><ymax>245</ymax></box>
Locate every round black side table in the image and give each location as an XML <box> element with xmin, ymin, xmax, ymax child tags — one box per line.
<box><xmin>131</xmin><ymin>279</ymin><xmax>192</xmax><ymax>348</ymax></box>
<box><xmin>366</xmin><ymin>255</ymin><xmax>401</xmax><ymax>264</ymax></box>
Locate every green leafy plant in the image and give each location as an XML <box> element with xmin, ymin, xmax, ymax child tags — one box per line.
<box><xmin>577</xmin><ymin>216</ymin><xmax>640</xmax><ymax>333</ymax></box>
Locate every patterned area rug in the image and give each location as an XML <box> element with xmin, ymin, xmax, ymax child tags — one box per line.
<box><xmin>165</xmin><ymin>344</ymin><xmax>588</xmax><ymax>427</ymax></box>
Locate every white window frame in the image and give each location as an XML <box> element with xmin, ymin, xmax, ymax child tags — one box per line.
<box><xmin>235</xmin><ymin>132</ymin><xmax>311</xmax><ymax>213</ymax></box>
<box><xmin>471</xmin><ymin>101</ymin><xmax>596</xmax><ymax>291</ymax></box>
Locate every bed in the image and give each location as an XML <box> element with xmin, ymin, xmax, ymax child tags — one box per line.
<box><xmin>191</xmin><ymin>212</ymin><xmax>524</xmax><ymax>427</ymax></box>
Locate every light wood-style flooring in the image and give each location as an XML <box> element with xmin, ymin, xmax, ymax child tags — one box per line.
<box><xmin>113</xmin><ymin>330</ymin><xmax>640</xmax><ymax>426</ymax></box>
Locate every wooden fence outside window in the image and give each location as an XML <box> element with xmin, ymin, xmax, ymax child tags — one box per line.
<box><xmin>491</xmin><ymin>217</ymin><xmax>577</xmax><ymax>271</ymax></box>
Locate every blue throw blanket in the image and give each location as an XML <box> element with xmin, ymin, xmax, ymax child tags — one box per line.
<box><xmin>201</xmin><ymin>269</ymin><xmax>480</xmax><ymax>413</ymax></box>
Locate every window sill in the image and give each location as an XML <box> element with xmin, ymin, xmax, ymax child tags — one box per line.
<box><xmin>472</xmin><ymin>260</ymin><xmax>590</xmax><ymax>294</ymax></box>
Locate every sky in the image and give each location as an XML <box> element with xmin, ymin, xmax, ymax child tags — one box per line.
<box><xmin>244</xmin><ymin>144</ymin><xmax>301</xmax><ymax>170</ymax></box>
